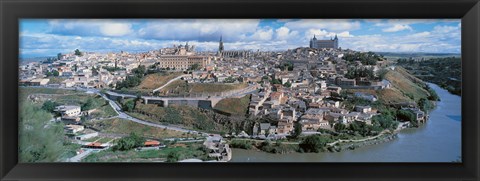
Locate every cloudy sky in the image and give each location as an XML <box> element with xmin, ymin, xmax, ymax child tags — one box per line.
<box><xmin>20</xmin><ymin>19</ymin><xmax>461</xmax><ymax>58</ymax></box>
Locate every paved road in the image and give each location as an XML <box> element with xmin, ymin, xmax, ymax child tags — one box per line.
<box><xmin>67</xmin><ymin>149</ymin><xmax>94</xmax><ymax>162</ymax></box>
<box><xmin>326</xmin><ymin>130</ymin><xmax>390</xmax><ymax>147</ymax></box>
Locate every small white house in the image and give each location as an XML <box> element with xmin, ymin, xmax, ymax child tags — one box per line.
<box><xmin>54</xmin><ymin>105</ymin><xmax>81</xmax><ymax>117</ymax></box>
<box><xmin>65</xmin><ymin>124</ymin><xmax>85</xmax><ymax>133</ymax></box>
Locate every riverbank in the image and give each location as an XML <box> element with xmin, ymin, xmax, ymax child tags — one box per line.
<box><xmin>230</xmin><ymin>83</ymin><xmax>461</xmax><ymax>162</ymax></box>
<box><xmin>328</xmin><ymin>133</ymin><xmax>398</xmax><ymax>152</ymax></box>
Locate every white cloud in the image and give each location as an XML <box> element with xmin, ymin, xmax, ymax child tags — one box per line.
<box><xmin>411</xmin><ymin>31</ymin><xmax>431</xmax><ymax>38</ymax></box>
<box><xmin>284</xmin><ymin>19</ymin><xmax>361</xmax><ymax>32</ymax></box>
<box><xmin>433</xmin><ymin>25</ymin><xmax>458</xmax><ymax>33</ymax></box>
<box><xmin>48</xmin><ymin>19</ymin><xmax>134</xmax><ymax>37</ymax></box>
<box><xmin>249</xmin><ymin>28</ymin><xmax>273</xmax><ymax>41</ymax></box>
<box><xmin>275</xmin><ymin>27</ymin><xmax>299</xmax><ymax>40</ymax></box>
<box><xmin>20</xmin><ymin>19</ymin><xmax>462</xmax><ymax>57</ymax></box>
<box><xmin>137</xmin><ymin>19</ymin><xmax>260</xmax><ymax>42</ymax></box>
<box><xmin>99</xmin><ymin>23</ymin><xmax>133</xmax><ymax>36</ymax></box>
<box><xmin>382</xmin><ymin>24</ymin><xmax>413</xmax><ymax>32</ymax></box>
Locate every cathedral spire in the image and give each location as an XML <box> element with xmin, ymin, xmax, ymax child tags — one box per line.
<box><xmin>218</xmin><ymin>35</ymin><xmax>224</xmax><ymax>56</ymax></box>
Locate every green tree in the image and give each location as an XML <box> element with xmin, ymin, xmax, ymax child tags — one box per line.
<box><xmin>299</xmin><ymin>135</ymin><xmax>332</xmax><ymax>153</ymax></box>
<box><xmin>377</xmin><ymin>68</ymin><xmax>389</xmax><ymax>80</ymax></box>
<box><xmin>57</xmin><ymin>53</ymin><xmax>62</xmax><ymax>60</ymax></box>
<box><xmin>427</xmin><ymin>87</ymin><xmax>440</xmax><ymax>101</ymax></box>
<box><xmin>334</xmin><ymin>123</ymin><xmax>347</xmax><ymax>132</ymax></box>
<box><xmin>19</xmin><ymin>101</ymin><xmax>65</xmax><ymax>162</ymax></box>
<box><xmin>122</xmin><ymin>99</ymin><xmax>136</xmax><ymax>112</ymax></box>
<box><xmin>189</xmin><ymin>63</ymin><xmax>200</xmax><ymax>70</ymax></box>
<box><xmin>41</xmin><ymin>100</ymin><xmax>58</xmax><ymax>113</ymax></box>
<box><xmin>47</xmin><ymin>70</ymin><xmax>60</xmax><ymax>77</ymax></box>
<box><xmin>271</xmin><ymin>79</ymin><xmax>282</xmax><ymax>85</ymax></box>
<box><xmin>283</xmin><ymin>82</ymin><xmax>292</xmax><ymax>88</ymax></box>
<box><xmin>132</xmin><ymin>65</ymin><xmax>146</xmax><ymax>77</ymax></box>
<box><xmin>372</xmin><ymin>114</ymin><xmax>397</xmax><ymax>130</ymax></box>
<box><xmin>81</xmin><ymin>98</ymin><xmax>95</xmax><ymax>111</ymax></box>
<box><xmin>291</xmin><ymin>122</ymin><xmax>302</xmax><ymax>138</ymax></box>
<box><xmin>418</xmin><ymin>98</ymin><xmax>434</xmax><ymax>112</ymax></box>
<box><xmin>113</xmin><ymin>132</ymin><xmax>145</xmax><ymax>151</ymax></box>
<box><xmin>397</xmin><ymin>109</ymin><xmax>416</xmax><ymax>122</ymax></box>
<box><xmin>166</xmin><ymin>151</ymin><xmax>182</xmax><ymax>163</ymax></box>
<box><xmin>224</xmin><ymin>76</ymin><xmax>236</xmax><ymax>83</ymax></box>
<box><xmin>74</xmin><ymin>49</ymin><xmax>82</xmax><ymax>56</ymax></box>
<box><xmin>53</xmin><ymin>70</ymin><xmax>59</xmax><ymax>76</ymax></box>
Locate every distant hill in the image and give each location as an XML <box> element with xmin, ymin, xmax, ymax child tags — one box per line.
<box><xmin>19</xmin><ymin>57</ymin><xmax>54</xmax><ymax>65</ymax></box>
<box><xmin>376</xmin><ymin>52</ymin><xmax>460</xmax><ymax>61</ymax></box>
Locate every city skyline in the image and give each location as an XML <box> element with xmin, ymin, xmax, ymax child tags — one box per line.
<box><xmin>20</xmin><ymin>19</ymin><xmax>461</xmax><ymax>58</ymax></box>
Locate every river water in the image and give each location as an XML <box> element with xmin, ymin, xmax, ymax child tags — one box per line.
<box><xmin>230</xmin><ymin>83</ymin><xmax>462</xmax><ymax>162</ymax></box>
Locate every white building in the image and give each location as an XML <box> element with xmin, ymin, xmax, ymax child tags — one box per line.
<box><xmin>54</xmin><ymin>105</ymin><xmax>81</xmax><ymax>117</ymax></box>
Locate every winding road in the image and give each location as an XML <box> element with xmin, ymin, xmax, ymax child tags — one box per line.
<box><xmin>98</xmin><ymin>92</ymin><xmax>201</xmax><ymax>134</ymax></box>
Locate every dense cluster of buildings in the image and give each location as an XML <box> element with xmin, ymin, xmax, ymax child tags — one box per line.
<box><xmin>20</xmin><ymin>35</ymin><xmax>427</xmax><ymax>141</ymax></box>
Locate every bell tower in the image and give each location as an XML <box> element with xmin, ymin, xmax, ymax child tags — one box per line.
<box><xmin>218</xmin><ymin>35</ymin><xmax>224</xmax><ymax>57</ymax></box>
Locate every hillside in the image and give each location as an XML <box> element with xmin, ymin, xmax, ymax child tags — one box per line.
<box><xmin>157</xmin><ymin>81</ymin><xmax>248</xmax><ymax>96</ymax></box>
<box><xmin>396</xmin><ymin>57</ymin><xmax>461</xmax><ymax>95</ymax></box>
<box><xmin>213</xmin><ymin>95</ymin><xmax>251</xmax><ymax>116</ymax></box>
<box><xmin>134</xmin><ymin>72</ymin><xmax>184</xmax><ymax>91</ymax></box>
<box><xmin>380</xmin><ymin>67</ymin><xmax>429</xmax><ymax>103</ymax></box>
<box><xmin>346</xmin><ymin>67</ymin><xmax>432</xmax><ymax>105</ymax></box>
<box><xmin>125</xmin><ymin>101</ymin><xmax>254</xmax><ymax>134</ymax></box>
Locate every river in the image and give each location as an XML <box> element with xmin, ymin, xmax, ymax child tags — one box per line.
<box><xmin>230</xmin><ymin>83</ymin><xmax>462</xmax><ymax>162</ymax></box>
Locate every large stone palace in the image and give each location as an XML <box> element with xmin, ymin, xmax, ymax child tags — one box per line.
<box><xmin>309</xmin><ymin>34</ymin><xmax>339</xmax><ymax>49</ymax></box>
<box><xmin>157</xmin><ymin>42</ymin><xmax>211</xmax><ymax>70</ymax></box>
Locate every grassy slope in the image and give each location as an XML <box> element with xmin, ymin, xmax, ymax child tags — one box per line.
<box><xmin>48</xmin><ymin>77</ymin><xmax>67</xmax><ymax>84</ymax></box>
<box><xmin>131</xmin><ymin>104</ymin><xmax>225</xmax><ymax>132</ymax></box>
<box><xmin>385</xmin><ymin>67</ymin><xmax>429</xmax><ymax>101</ymax></box>
<box><xmin>85</xmin><ymin>118</ymin><xmax>189</xmax><ymax>139</ymax></box>
<box><xmin>190</xmin><ymin>83</ymin><xmax>248</xmax><ymax>93</ymax></box>
<box><xmin>20</xmin><ymin>87</ymin><xmax>117</xmax><ymax>118</ymax></box>
<box><xmin>213</xmin><ymin>95</ymin><xmax>251</xmax><ymax>116</ymax></box>
<box><xmin>134</xmin><ymin>72</ymin><xmax>184</xmax><ymax>91</ymax></box>
<box><xmin>346</xmin><ymin>67</ymin><xmax>430</xmax><ymax>104</ymax></box>
<box><xmin>159</xmin><ymin>81</ymin><xmax>248</xmax><ymax>96</ymax></box>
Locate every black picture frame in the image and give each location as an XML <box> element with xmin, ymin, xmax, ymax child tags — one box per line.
<box><xmin>1</xmin><ymin>0</ymin><xmax>479</xmax><ymax>180</ymax></box>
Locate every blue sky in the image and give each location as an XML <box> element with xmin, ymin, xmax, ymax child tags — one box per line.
<box><xmin>20</xmin><ymin>19</ymin><xmax>461</xmax><ymax>58</ymax></box>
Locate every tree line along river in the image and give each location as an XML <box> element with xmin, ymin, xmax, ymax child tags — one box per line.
<box><xmin>230</xmin><ymin>83</ymin><xmax>462</xmax><ymax>162</ymax></box>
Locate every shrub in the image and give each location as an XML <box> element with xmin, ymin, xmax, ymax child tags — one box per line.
<box><xmin>230</xmin><ymin>140</ymin><xmax>253</xmax><ymax>150</ymax></box>
<box><xmin>113</xmin><ymin>132</ymin><xmax>145</xmax><ymax>151</ymax></box>
<box><xmin>299</xmin><ymin>135</ymin><xmax>332</xmax><ymax>153</ymax></box>
<box><xmin>41</xmin><ymin>100</ymin><xmax>58</xmax><ymax>113</ymax></box>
